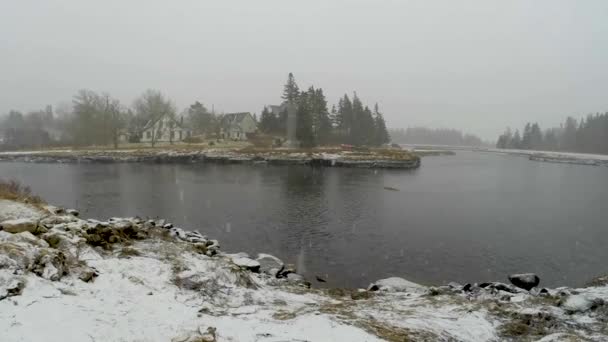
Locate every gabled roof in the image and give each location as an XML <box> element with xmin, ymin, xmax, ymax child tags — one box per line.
<box><xmin>142</xmin><ymin>113</ymin><xmax>187</xmax><ymax>131</ymax></box>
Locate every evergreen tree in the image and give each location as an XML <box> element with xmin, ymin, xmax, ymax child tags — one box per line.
<box><xmin>530</xmin><ymin>123</ymin><xmax>543</xmax><ymax>149</ymax></box>
<box><xmin>258</xmin><ymin>106</ymin><xmax>277</xmax><ymax>134</ymax></box>
<box><xmin>335</xmin><ymin>95</ymin><xmax>353</xmax><ymax>135</ymax></box>
<box><xmin>295</xmin><ymin>90</ymin><xmax>315</xmax><ymax>147</ymax></box>
<box><xmin>311</xmin><ymin>87</ymin><xmax>332</xmax><ymax>144</ymax></box>
<box><xmin>281</xmin><ymin>72</ymin><xmax>300</xmax><ymax>102</ymax></box>
<box><xmin>187</xmin><ymin>101</ymin><xmax>215</xmax><ymax>135</ymax></box>
<box><xmin>562</xmin><ymin>117</ymin><xmax>578</xmax><ymax>151</ymax></box>
<box><xmin>521</xmin><ymin>123</ymin><xmax>532</xmax><ymax>149</ymax></box>
<box><xmin>373</xmin><ymin>103</ymin><xmax>390</xmax><ymax>146</ymax></box>
<box><xmin>512</xmin><ymin>130</ymin><xmax>522</xmax><ymax>149</ymax></box>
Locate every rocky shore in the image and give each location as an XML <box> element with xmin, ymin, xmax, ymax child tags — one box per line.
<box><xmin>0</xmin><ymin>148</ymin><xmax>421</xmax><ymax>169</ymax></box>
<box><xmin>1</xmin><ymin>200</ymin><xmax>608</xmax><ymax>341</ymax></box>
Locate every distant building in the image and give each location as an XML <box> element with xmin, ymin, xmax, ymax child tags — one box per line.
<box><xmin>269</xmin><ymin>103</ymin><xmax>288</xmax><ymax>117</ymax></box>
<box><xmin>219</xmin><ymin>112</ymin><xmax>257</xmax><ymax>140</ymax></box>
<box><xmin>141</xmin><ymin>114</ymin><xmax>191</xmax><ymax>143</ymax></box>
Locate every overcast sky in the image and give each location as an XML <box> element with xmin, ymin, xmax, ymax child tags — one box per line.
<box><xmin>2</xmin><ymin>0</ymin><xmax>607</xmax><ymax>140</ymax></box>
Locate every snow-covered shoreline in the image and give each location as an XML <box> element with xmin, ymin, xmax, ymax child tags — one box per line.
<box><xmin>1</xmin><ymin>200</ymin><xmax>608</xmax><ymax>341</ymax></box>
<box><xmin>481</xmin><ymin>148</ymin><xmax>608</xmax><ymax>167</ymax></box>
<box><xmin>0</xmin><ymin>148</ymin><xmax>421</xmax><ymax>169</ymax></box>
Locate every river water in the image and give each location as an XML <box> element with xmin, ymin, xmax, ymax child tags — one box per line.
<box><xmin>1</xmin><ymin>151</ymin><xmax>607</xmax><ymax>288</ymax></box>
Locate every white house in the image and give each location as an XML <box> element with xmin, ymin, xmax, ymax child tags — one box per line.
<box><xmin>141</xmin><ymin>114</ymin><xmax>191</xmax><ymax>143</ymax></box>
<box><xmin>219</xmin><ymin>112</ymin><xmax>257</xmax><ymax>140</ymax></box>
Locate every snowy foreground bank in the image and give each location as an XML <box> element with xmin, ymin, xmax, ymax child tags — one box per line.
<box><xmin>1</xmin><ymin>200</ymin><xmax>608</xmax><ymax>341</ymax></box>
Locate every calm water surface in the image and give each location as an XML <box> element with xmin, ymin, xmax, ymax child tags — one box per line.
<box><xmin>1</xmin><ymin>151</ymin><xmax>607</xmax><ymax>288</ymax></box>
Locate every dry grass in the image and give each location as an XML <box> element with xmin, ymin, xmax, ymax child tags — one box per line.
<box><xmin>0</xmin><ymin>179</ymin><xmax>44</xmax><ymax>205</ymax></box>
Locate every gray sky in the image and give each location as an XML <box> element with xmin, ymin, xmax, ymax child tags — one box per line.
<box><xmin>2</xmin><ymin>0</ymin><xmax>607</xmax><ymax>140</ymax></box>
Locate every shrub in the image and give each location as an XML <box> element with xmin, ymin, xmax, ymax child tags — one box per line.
<box><xmin>183</xmin><ymin>136</ymin><xmax>203</xmax><ymax>144</ymax></box>
<box><xmin>0</xmin><ymin>179</ymin><xmax>44</xmax><ymax>204</ymax></box>
<box><xmin>248</xmin><ymin>134</ymin><xmax>274</xmax><ymax>148</ymax></box>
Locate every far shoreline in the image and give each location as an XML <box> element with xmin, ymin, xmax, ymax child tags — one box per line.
<box><xmin>0</xmin><ymin>145</ymin><xmax>422</xmax><ymax>170</ymax></box>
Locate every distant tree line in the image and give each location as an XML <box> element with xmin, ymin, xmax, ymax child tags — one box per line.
<box><xmin>496</xmin><ymin>113</ymin><xmax>608</xmax><ymax>154</ymax></box>
<box><xmin>389</xmin><ymin>127</ymin><xmax>484</xmax><ymax>146</ymax></box>
<box><xmin>258</xmin><ymin>73</ymin><xmax>390</xmax><ymax>147</ymax></box>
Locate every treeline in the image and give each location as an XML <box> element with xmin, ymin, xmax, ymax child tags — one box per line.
<box><xmin>1</xmin><ymin>89</ymin><xmax>224</xmax><ymax>149</ymax></box>
<box><xmin>496</xmin><ymin>113</ymin><xmax>608</xmax><ymax>154</ymax></box>
<box><xmin>258</xmin><ymin>73</ymin><xmax>390</xmax><ymax>147</ymax></box>
<box><xmin>389</xmin><ymin>127</ymin><xmax>484</xmax><ymax>146</ymax></box>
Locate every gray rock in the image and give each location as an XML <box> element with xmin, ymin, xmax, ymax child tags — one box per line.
<box><xmin>268</xmin><ymin>267</ymin><xmax>283</xmax><ymax>278</ymax></box>
<box><xmin>561</xmin><ymin>294</ymin><xmax>605</xmax><ymax>313</ymax></box>
<box><xmin>367</xmin><ymin>284</ymin><xmax>380</xmax><ymax>291</ymax></box>
<box><xmin>232</xmin><ymin>257</ymin><xmax>260</xmax><ymax>273</ymax></box>
<box><xmin>66</xmin><ymin>209</ymin><xmax>79</xmax><ymax>217</ymax></box>
<box><xmin>0</xmin><ymin>218</ymin><xmax>38</xmax><ymax>234</ymax></box>
<box><xmin>286</xmin><ymin>273</ymin><xmax>310</xmax><ymax>287</ymax></box>
<box><xmin>78</xmin><ymin>266</ymin><xmax>99</xmax><ymax>283</ymax></box>
<box><xmin>368</xmin><ymin>277</ymin><xmax>425</xmax><ymax>293</ymax></box>
<box><xmin>0</xmin><ymin>276</ymin><xmax>25</xmax><ymax>301</ymax></box>
<box><xmin>448</xmin><ymin>282</ymin><xmax>463</xmax><ymax>290</ymax></box>
<box><xmin>32</xmin><ymin>250</ymin><xmax>67</xmax><ymax>281</ymax></box>
<box><xmin>487</xmin><ymin>282</ymin><xmax>519</xmax><ymax>294</ymax></box>
<box><xmin>508</xmin><ymin>273</ymin><xmax>540</xmax><ymax>291</ymax></box>
<box><xmin>256</xmin><ymin>253</ymin><xmax>284</xmax><ymax>276</ymax></box>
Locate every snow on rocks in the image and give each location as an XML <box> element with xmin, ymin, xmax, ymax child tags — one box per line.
<box><xmin>255</xmin><ymin>253</ymin><xmax>284</xmax><ymax>275</ymax></box>
<box><xmin>0</xmin><ymin>218</ymin><xmax>38</xmax><ymax>234</ymax></box>
<box><xmin>368</xmin><ymin>276</ymin><xmax>426</xmax><ymax>292</ymax></box>
<box><xmin>231</xmin><ymin>256</ymin><xmax>261</xmax><ymax>273</ymax></box>
<box><xmin>561</xmin><ymin>294</ymin><xmax>605</xmax><ymax>313</ymax></box>
<box><xmin>0</xmin><ymin>199</ymin><xmax>44</xmax><ymax>221</ymax></box>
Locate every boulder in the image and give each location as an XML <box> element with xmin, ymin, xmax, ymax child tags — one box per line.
<box><xmin>561</xmin><ymin>294</ymin><xmax>605</xmax><ymax>314</ymax></box>
<box><xmin>78</xmin><ymin>266</ymin><xmax>99</xmax><ymax>283</ymax></box>
<box><xmin>232</xmin><ymin>257</ymin><xmax>260</xmax><ymax>273</ymax></box>
<box><xmin>286</xmin><ymin>273</ymin><xmax>310</xmax><ymax>287</ymax></box>
<box><xmin>0</xmin><ymin>275</ymin><xmax>25</xmax><ymax>301</ymax></box>
<box><xmin>487</xmin><ymin>282</ymin><xmax>519</xmax><ymax>294</ymax></box>
<box><xmin>448</xmin><ymin>282</ymin><xmax>463</xmax><ymax>290</ymax></box>
<box><xmin>66</xmin><ymin>209</ymin><xmax>79</xmax><ymax>217</ymax></box>
<box><xmin>256</xmin><ymin>253</ymin><xmax>284</xmax><ymax>275</ymax></box>
<box><xmin>508</xmin><ymin>273</ymin><xmax>540</xmax><ymax>291</ymax></box>
<box><xmin>0</xmin><ymin>218</ymin><xmax>37</xmax><ymax>234</ymax></box>
<box><xmin>368</xmin><ymin>277</ymin><xmax>424</xmax><ymax>292</ymax></box>
<box><xmin>32</xmin><ymin>250</ymin><xmax>67</xmax><ymax>281</ymax></box>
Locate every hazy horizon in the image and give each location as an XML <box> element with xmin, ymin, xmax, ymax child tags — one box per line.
<box><xmin>2</xmin><ymin>0</ymin><xmax>608</xmax><ymax>140</ymax></box>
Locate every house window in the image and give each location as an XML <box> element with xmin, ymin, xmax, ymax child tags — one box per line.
<box><xmin>146</xmin><ymin>131</ymin><xmax>151</xmax><ymax>139</ymax></box>
<box><xmin>170</xmin><ymin>131</ymin><xmax>174</xmax><ymax>139</ymax></box>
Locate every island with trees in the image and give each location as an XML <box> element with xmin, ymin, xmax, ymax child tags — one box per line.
<box><xmin>0</xmin><ymin>73</ymin><xmax>418</xmax><ymax>169</ymax></box>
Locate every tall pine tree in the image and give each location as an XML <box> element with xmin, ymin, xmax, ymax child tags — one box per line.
<box><xmin>282</xmin><ymin>72</ymin><xmax>300</xmax><ymax>102</ymax></box>
<box><xmin>296</xmin><ymin>90</ymin><xmax>315</xmax><ymax>147</ymax></box>
<box><xmin>373</xmin><ymin>103</ymin><xmax>390</xmax><ymax>146</ymax></box>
